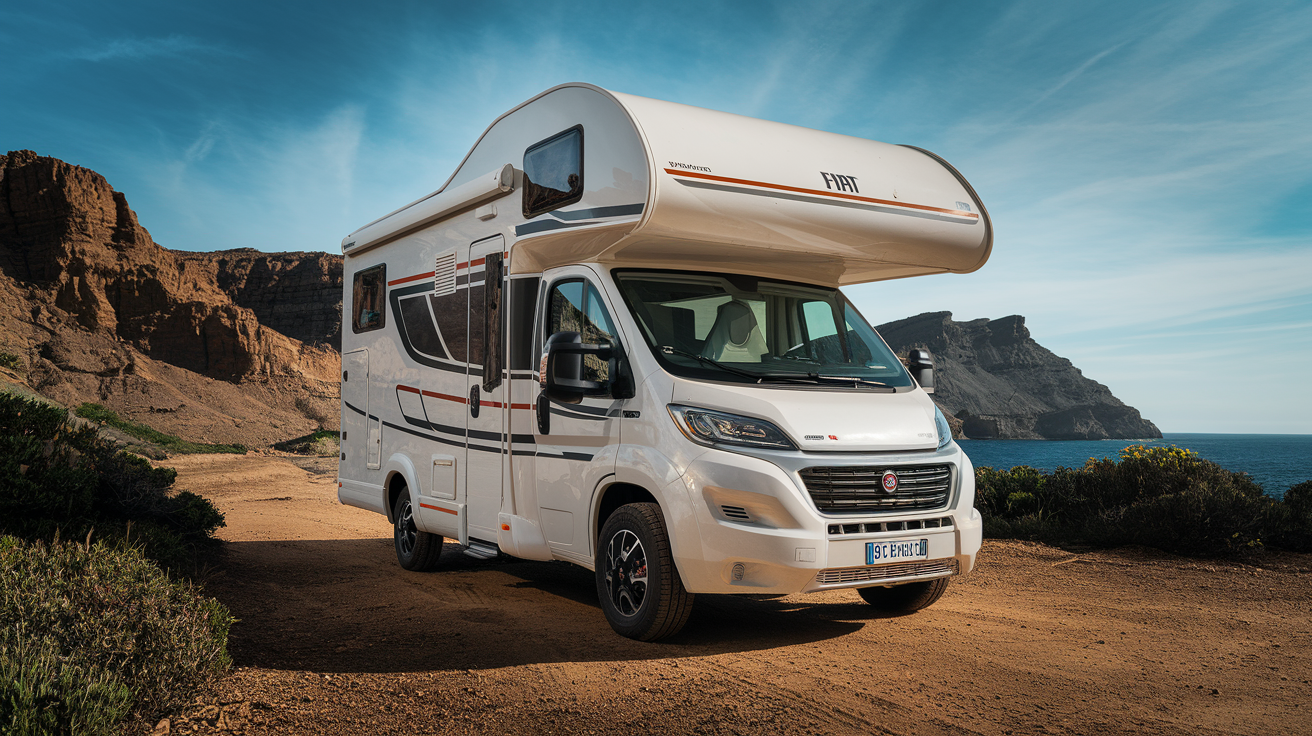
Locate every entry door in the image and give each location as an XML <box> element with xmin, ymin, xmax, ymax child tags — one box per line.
<box><xmin>340</xmin><ymin>349</ymin><xmax>369</xmax><ymax>477</ymax></box>
<box><xmin>465</xmin><ymin>236</ymin><xmax>507</xmax><ymax>542</ymax></box>
<box><xmin>535</xmin><ymin>276</ymin><xmax>623</xmax><ymax>556</ymax></box>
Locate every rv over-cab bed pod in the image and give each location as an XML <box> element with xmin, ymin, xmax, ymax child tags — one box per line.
<box><xmin>342</xmin><ymin>83</ymin><xmax>991</xmax><ymax>286</ymax></box>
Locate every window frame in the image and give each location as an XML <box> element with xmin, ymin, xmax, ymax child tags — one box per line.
<box><xmin>522</xmin><ymin>125</ymin><xmax>585</xmax><ymax>219</ymax></box>
<box><xmin>351</xmin><ymin>263</ymin><xmax>387</xmax><ymax>334</ymax></box>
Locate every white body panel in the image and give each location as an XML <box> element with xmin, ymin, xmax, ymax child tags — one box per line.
<box><xmin>337</xmin><ymin>83</ymin><xmax>987</xmax><ymax>599</ymax></box>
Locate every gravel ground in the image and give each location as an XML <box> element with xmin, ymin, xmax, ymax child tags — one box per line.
<box><xmin>145</xmin><ymin>454</ymin><xmax>1312</xmax><ymax>736</ymax></box>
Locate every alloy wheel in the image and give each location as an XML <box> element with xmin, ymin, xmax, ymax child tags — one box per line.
<box><xmin>604</xmin><ymin>529</ymin><xmax>649</xmax><ymax>616</ymax></box>
<box><xmin>396</xmin><ymin>500</ymin><xmax>416</xmax><ymax>557</ymax></box>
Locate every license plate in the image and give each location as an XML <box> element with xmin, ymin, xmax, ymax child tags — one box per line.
<box><xmin>866</xmin><ymin>538</ymin><xmax>929</xmax><ymax>565</ymax></box>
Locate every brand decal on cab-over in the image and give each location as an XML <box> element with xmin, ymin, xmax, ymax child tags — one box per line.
<box><xmin>820</xmin><ymin>172</ymin><xmax>859</xmax><ymax>193</ymax></box>
<box><xmin>668</xmin><ymin>161</ymin><xmax>711</xmax><ymax>172</ymax></box>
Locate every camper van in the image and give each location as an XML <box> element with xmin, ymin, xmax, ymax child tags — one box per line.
<box><xmin>337</xmin><ymin>83</ymin><xmax>992</xmax><ymax>641</ymax></box>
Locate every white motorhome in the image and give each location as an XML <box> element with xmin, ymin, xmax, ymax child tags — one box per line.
<box><xmin>337</xmin><ymin>83</ymin><xmax>992</xmax><ymax>641</ymax></box>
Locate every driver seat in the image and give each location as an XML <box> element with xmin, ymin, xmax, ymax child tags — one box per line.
<box><xmin>700</xmin><ymin>300</ymin><xmax>768</xmax><ymax>363</ymax></box>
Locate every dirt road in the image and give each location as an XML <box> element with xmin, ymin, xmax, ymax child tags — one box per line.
<box><xmin>162</xmin><ymin>454</ymin><xmax>1311</xmax><ymax>735</ymax></box>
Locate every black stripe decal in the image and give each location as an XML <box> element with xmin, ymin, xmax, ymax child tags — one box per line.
<box><xmin>513</xmin><ymin>203</ymin><xmax>643</xmax><ymax>237</ymax></box>
<box><xmin>549</xmin><ymin>400</ymin><xmax>615</xmax><ymax>416</ymax></box>
<box><xmin>550</xmin><ymin>407</ymin><xmax>610</xmax><ymax>422</ymax></box>
<box><xmin>400</xmin><ymin>411</ymin><xmax>536</xmax><ymax>445</ymax></box>
<box><xmin>390</xmin><ymin>286</ymin><xmax>484</xmax><ymax>377</ymax></box>
<box><xmin>551</xmin><ymin>203</ymin><xmax>645</xmax><ymax>221</ymax></box>
<box><xmin>515</xmin><ymin>219</ymin><xmax>592</xmax><ymax>236</ymax></box>
<box><xmin>344</xmin><ymin>401</ymin><xmax>366</xmax><ymax>417</ymax></box>
<box><xmin>383</xmin><ymin>420</ymin><xmax>591</xmax><ymax>461</ymax></box>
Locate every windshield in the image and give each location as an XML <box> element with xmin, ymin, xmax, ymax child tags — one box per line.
<box><xmin>613</xmin><ymin>271</ymin><xmax>913</xmax><ymax>388</ymax></box>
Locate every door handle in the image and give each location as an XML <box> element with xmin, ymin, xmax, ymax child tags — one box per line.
<box><xmin>469</xmin><ymin>385</ymin><xmax>480</xmax><ymax>418</ymax></box>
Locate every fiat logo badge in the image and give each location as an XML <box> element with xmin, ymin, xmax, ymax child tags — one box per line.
<box><xmin>881</xmin><ymin>470</ymin><xmax>899</xmax><ymax>493</ymax></box>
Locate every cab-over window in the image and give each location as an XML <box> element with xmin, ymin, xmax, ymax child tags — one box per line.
<box><xmin>523</xmin><ymin>127</ymin><xmax>583</xmax><ymax>218</ymax></box>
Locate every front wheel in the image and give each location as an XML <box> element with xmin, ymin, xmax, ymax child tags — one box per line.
<box><xmin>857</xmin><ymin>577</ymin><xmax>950</xmax><ymax>613</ymax></box>
<box><xmin>595</xmin><ymin>503</ymin><xmax>694</xmax><ymax>641</ymax></box>
<box><xmin>393</xmin><ymin>488</ymin><xmax>444</xmax><ymax>571</ymax></box>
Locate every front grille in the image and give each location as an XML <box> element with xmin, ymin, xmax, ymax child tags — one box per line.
<box><xmin>814</xmin><ymin>558</ymin><xmax>959</xmax><ymax>585</ymax></box>
<box><xmin>800</xmin><ymin>464</ymin><xmax>951</xmax><ymax>514</ymax></box>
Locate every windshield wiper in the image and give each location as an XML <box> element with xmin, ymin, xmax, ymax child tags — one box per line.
<box><xmin>660</xmin><ymin>347</ymin><xmax>890</xmax><ymax>388</ymax></box>
<box><xmin>660</xmin><ymin>346</ymin><xmax>766</xmax><ymax>381</ymax></box>
<box><xmin>810</xmin><ymin>374</ymin><xmax>890</xmax><ymax>388</ymax></box>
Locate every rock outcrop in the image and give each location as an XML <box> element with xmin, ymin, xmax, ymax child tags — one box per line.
<box><xmin>0</xmin><ymin>150</ymin><xmax>341</xmax><ymax>446</ymax></box>
<box><xmin>176</xmin><ymin>249</ymin><xmax>342</xmax><ymax>350</ymax></box>
<box><xmin>877</xmin><ymin>312</ymin><xmax>1161</xmax><ymax>440</ymax></box>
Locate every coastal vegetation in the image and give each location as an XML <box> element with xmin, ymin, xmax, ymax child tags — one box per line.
<box><xmin>0</xmin><ymin>392</ymin><xmax>233</xmax><ymax>733</ymax></box>
<box><xmin>976</xmin><ymin>445</ymin><xmax>1312</xmax><ymax>556</ymax></box>
<box><xmin>273</xmin><ymin>428</ymin><xmax>341</xmax><ymax>456</ymax></box>
<box><xmin>75</xmin><ymin>403</ymin><xmax>247</xmax><ymax>456</ymax></box>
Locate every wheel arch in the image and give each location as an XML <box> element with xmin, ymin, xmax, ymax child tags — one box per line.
<box><xmin>592</xmin><ymin>481</ymin><xmax>659</xmax><ymax>546</ymax></box>
<box><xmin>383</xmin><ymin>452</ymin><xmax>419</xmax><ymax>523</ymax></box>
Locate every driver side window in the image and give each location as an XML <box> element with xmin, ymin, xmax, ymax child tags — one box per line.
<box><xmin>547</xmin><ymin>279</ymin><xmax>617</xmax><ymax>383</ymax></box>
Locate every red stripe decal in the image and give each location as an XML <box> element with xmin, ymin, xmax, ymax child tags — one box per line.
<box><xmin>662</xmin><ymin>168</ymin><xmax>979</xmax><ymax>219</ymax></box>
<box><xmin>389</xmin><ymin>252</ymin><xmax>510</xmax><ymax>287</ymax></box>
<box><xmin>419</xmin><ymin>503</ymin><xmax>459</xmax><ymax>515</ymax></box>
<box><xmin>388</xmin><ymin>271</ymin><xmax>436</xmax><ymax>286</ymax></box>
<box><xmin>398</xmin><ymin>385</ymin><xmax>531</xmax><ymax>410</ymax></box>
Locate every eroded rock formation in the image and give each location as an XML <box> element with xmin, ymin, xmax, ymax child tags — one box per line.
<box><xmin>877</xmin><ymin>312</ymin><xmax>1161</xmax><ymax>440</ymax></box>
<box><xmin>0</xmin><ymin>150</ymin><xmax>341</xmax><ymax>446</ymax></box>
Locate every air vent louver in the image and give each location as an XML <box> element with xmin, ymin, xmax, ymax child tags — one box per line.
<box><xmin>434</xmin><ymin>251</ymin><xmax>457</xmax><ymax>296</ymax></box>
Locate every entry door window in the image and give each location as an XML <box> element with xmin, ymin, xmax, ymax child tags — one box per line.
<box><xmin>547</xmin><ymin>280</ymin><xmax>616</xmax><ymax>384</ymax></box>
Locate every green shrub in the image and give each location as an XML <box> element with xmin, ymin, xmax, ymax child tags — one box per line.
<box><xmin>0</xmin><ymin>536</ymin><xmax>232</xmax><ymax>733</ymax></box>
<box><xmin>74</xmin><ymin>403</ymin><xmax>246</xmax><ymax>455</ymax></box>
<box><xmin>975</xmin><ymin>446</ymin><xmax>1311</xmax><ymax>557</ymax></box>
<box><xmin>0</xmin><ymin>352</ymin><xmax>22</xmax><ymax>372</ymax></box>
<box><xmin>0</xmin><ymin>631</ymin><xmax>133</xmax><ymax>736</ymax></box>
<box><xmin>0</xmin><ymin>392</ymin><xmax>225</xmax><ymax>571</ymax></box>
<box><xmin>1268</xmin><ymin>480</ymin><xmax>1312</xmax><ymax>553</ymax></box>
<box><xmin>273</xmin><ymin>429</ymin><xmax>340</xmax><ymax>456</ymax></box>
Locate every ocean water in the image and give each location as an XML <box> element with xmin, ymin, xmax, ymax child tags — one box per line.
<box><xmin>957</xmin><ymin>433</ymin><xmax>1312</xmax><ymax>499</ymax></box>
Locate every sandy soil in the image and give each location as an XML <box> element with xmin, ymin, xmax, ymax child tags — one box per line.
<box><xmin>156</xmin><ymin>454</ymin><xmax>1312</xmax><ymax>736</ymax></box>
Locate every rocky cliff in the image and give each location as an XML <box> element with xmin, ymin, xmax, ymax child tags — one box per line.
<box><xmin>0</xmin><ymin>150</ymin><xmax>342</xmax><ymax>446</ymax></box>
<box><xmin>877</xmin><ymin>312</ymin><xmax>1161</xmax><ymax>440</ymax></box>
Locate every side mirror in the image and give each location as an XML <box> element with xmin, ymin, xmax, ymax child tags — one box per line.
<box><xmin>540</xmin><ymin>331</ymin><xmax>614</xmax><ymax>405</ymax></box>
<box><xmin>907</xmin><ymin>348</ymin><xmax>935</xmax><ymax>394</ymax></box>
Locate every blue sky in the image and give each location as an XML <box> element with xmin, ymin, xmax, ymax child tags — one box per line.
<box><xmin>3</xmin><ymin>1</ymin><xmax>1310</xmax><ymax>433</ymax></box>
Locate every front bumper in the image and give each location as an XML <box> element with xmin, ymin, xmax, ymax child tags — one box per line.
<box><xmin>668</xmin><ymin>443</ymin><xmax>982</xmax><ymax>595</ymax></box>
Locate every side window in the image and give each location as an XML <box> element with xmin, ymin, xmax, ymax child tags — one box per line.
<box><xmin>352</xmin><ymin>264</ymin><xmax>386</xmax><ymax>333</ymax></box>
<box><xmin>547</xmin><ymin>279</ymin><xmax>617</xmax><ymax>384</ymax></box>
<box><xmin>523</xmin><ymin>126</ymin><xmax>583</xmax><ymax>218</ymax></box>
<box><xmin>508</xmin><ymin>276</ymin><xmax>541</xmax><ymax>371</ymax></box>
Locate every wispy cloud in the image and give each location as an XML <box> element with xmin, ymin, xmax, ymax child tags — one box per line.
<box><xmin>69</xmin><ymin>35</ymin><xmax>240</xmax><ymax>63</ymax></box>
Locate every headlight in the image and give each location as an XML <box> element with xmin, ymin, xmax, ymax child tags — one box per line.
<box><xmin>934</xmin><ymin>405</ymin><xmax>952</xmax><ymax>449</ymax></box>
<box><xmin>668</xmin><ymin>405</ymin><xmax>796</xmax><ymax>450</ymax></box>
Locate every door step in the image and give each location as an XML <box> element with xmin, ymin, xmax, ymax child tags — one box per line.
<box><xmin>463</xmin><ymin>539</ymin><xmax>500</xmax><ymax>560</ymax></box>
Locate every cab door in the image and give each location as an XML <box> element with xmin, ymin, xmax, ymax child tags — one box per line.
<box><xmin>464</xmin><ymin>236</ymin><xmax>507</xmax><ymax>542</ymax></box>
<box><xmin>534</xmin><ymin>273</ymin><xmax>625</xmax><ymax>557</ymax></box>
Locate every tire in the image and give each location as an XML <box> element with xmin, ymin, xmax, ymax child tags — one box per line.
<box><xmin>595</xmin><ymin>503</ymin><xmax>694</xmax><ymax>641</ymax></box>
<box><xmin>857</xmin><ymin>576</ymin><xmax>950</xmax><ymax>613</ymax></box>
<box><xmin>392</xmin><ymin>488</ymin><xmax>444</xmax><ymax>571</ymax></box>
